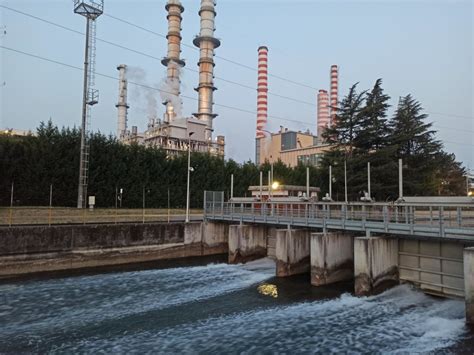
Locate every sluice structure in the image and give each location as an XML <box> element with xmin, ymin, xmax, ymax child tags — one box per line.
<box><xmin>118</xmin><ymin>0</ymin><xmax>225</xmax><ymax>156</ymax></box>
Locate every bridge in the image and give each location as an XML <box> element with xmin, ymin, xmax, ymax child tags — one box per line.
<box><xmin>203</xmin><ymin>191</ymin><xmax>474</xmax><ymax>324</ymax></box>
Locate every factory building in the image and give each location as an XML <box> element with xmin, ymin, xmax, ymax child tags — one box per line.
<box><xmin>255</xmin><ymin>127</ymin><xmax>330</xmax><ymax>167</ymax></box>
<box><xmin>118</xmin><ymin>0</ymin><xmax>225</xmax><ymax>157</ymax></box>
<box><xmin>255</xmin><ymin>53</ymin><xmax>336</xmax><ymax>167</ymax></box>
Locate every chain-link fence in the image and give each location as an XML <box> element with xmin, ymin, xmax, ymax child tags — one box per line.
<box><xmin>1</xmin><ymin>183</ymin><xmax>203</xmax><ymax>226</ymax></box>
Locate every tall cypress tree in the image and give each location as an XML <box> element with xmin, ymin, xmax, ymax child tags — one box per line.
<box><xmin>323</xmin><ymin>83</ymin><xmax>366</xmax><ymax>157</ymax></box>
<box><xmin>390</xmin><ymin>94</ymin><xmax>441</xmax><ymax>157</ymax></box>
<box><xmin>354</xmin><ymin>79</ymin><xmax>391</xmax><ymax>152</ymax></box>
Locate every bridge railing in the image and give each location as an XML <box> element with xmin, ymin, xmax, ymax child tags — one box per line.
<box><xmin>204</xmin><ymin>199</ymin><xmax>474</xmax><ymax>236</ymax></box>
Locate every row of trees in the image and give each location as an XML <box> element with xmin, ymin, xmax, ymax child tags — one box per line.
<box><xmin>321</xmin><ymin>79</ymin><xmax>466</xmax><ymax>200</ymax></box>
<box><xmin>0</xmin><ymin>121</ymin><xmax>321</xmax><ymax>207</ymax></box>
<box><xmin>0</xmin><ymin>79</ymin><xmax>466</xmax><ymax>207</ymax></box>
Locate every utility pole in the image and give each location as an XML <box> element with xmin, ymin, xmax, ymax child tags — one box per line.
<box><xmin>185</xmin><ymin>132</ymin><xmax>195</xmax><ymax>223</ymax></box>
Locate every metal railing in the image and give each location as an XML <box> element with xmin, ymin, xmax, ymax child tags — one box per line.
<box><xmin>204</xmin><ymin>200</ymin><xmax>474</xmax><ymax>241</ymax></box>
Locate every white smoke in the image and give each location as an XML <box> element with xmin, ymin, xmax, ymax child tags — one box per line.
<box><xmin>127</xmin><ymin>66</ymin><xmax>159</xmax><ymax>122</ymax></box>
<box><xmin>160</xmin><ymin>61</ymin><xmax>183</xmax><ymax>118</ymax></box>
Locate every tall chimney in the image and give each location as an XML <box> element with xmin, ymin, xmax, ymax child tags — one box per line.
<box><xmin>256</xmin><ymin>46</ymin><xmax>268</xmax><ymax>139</ymax></box>
<box><xmin>317</xmin><ymin>89</ymin><xmax>330</xmax><ymax>138</ymax></box>
<box><xmin>329</xmin><ymin>65</ymin><xmax>338</xmax><ymax>127</ymax></box>
<box><xmin>193</xmin><ymin>0</ymin><xmax>221</xmax><ymax>140</ymax></box>
<box><xmin>116</xmin><ymin>64</ymin><xmax>129</xmax><ymax>139</ymax></box>
<box><xmin>162</xmin><ymin>0</ymin><xmax>185</xmax><ymax>120</ymax></box>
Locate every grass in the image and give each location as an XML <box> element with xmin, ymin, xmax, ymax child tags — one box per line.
<box><xmin>0</xmin><ymin>207</ymin><xmax>203</xmax><ymax>226</ymax></box>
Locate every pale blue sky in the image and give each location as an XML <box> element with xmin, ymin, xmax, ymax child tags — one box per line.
<box><xmin>1</xmin><ymin>0</ymin><xmax>473</xmax><ymax>168</ymax></box>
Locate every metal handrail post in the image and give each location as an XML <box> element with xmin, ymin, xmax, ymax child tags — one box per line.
<box><xmin>439</xmin><ymin>206</ymin><xmax>445</xmax><ymax>237</ymax></box>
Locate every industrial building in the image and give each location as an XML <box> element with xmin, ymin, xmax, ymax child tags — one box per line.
<box><xmin>117</xmin><ymin>0</ymin><xmax>225</xmax><ymax>156</ymax></box>
<box><xmin>255</xmin><ymin>48</ymin><xmax>337</xmax><ymax>167</ymax></box>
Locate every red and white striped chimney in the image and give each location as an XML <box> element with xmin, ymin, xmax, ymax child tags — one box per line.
<box><xmin>329</xmin><ymin>65</ymin><xmax>338</xmax><ymax>127</ymax></box>
<box><xmin>256</xmin><ymin>46</ymin><xmax>268</xmax><ymax>139</ymax></box>
<box><xmin>317</xmin><ymin>89</ymin><xmax>330</xmax><ymax>137</ymax></box>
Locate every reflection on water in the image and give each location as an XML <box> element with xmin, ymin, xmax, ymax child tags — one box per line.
<box><xmin>257</xmin><ymin>283</ymin><xmax>278</xmax><ymax>298</ymax></box>
<box><xmin>0</xmin><ymin>258</ymin><xmax>471</xmax><ymax>353</ymax></box>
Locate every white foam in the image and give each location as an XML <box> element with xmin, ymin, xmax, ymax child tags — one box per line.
<box><xmin>64</xmin><ymin>285</ymin><xmax>466</xmax><ymax>354</ymax></box>
<box><xmin>0</xmin><ymin>259</ymin><xmax>275</xmax><ymax>337</ymax></box>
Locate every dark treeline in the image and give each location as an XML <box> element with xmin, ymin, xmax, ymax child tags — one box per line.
<box><xmin>0</xmin><ymin>121</ymin><xmax>321</xmax><ymax>208</ymax></box>
<box><xmin>321</xmin><ymin>79</ymin><xmax>466</xmax><ymax>200</ymax></box>
<box><xmin>1</xmin><ymin>79</ymin><xmax>466</xmax><ymax>207</ymax></box>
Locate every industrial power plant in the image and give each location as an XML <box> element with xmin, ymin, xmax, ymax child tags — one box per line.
<box><xmin>255</xmin><ymin>48</ymin><xmax>340</xmax><ymax>167</ymax></box>
<box><xmin>116</xmin><ymin>0</ymin><xmax>225</xmax><ymax>157</ymax></box>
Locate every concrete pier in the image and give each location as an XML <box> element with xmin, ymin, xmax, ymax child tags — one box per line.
<box><xmin>311</xmin><ymin>232</ymin><xmax>354</xmax><ymax>286</ymax></box>
<box><xmin>464</xmin><ymin>247</ymin><xmax>474</xmax><ymax>324</ymax></box>
<box><xmin>228</xmin><ymin>224</ymin><xmax>267</xmax><ymax>264</ymax></box>
<box><xmin>202</xmin><ymin>221</ymin><xmax>229</xmax><ymax>255</ymax></box>
<box><xmin>354</xmin><ymin>236</ymin><xmax>399</xmax><ymax>296</ymax></box>
<box><xmin>276</xmin><ymin>228</ymin><xmax>310</xmax><ymax>277</ymax></box>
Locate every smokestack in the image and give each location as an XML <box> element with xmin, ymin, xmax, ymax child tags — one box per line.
<box><xmin>256</xmin><ymin>46</ymin><xmax>268</xmax><ymax>139</ymax></box>
<box><xmin>116</xmin><ymin>64</ymin><xmax>129</xmax><ymax>139</ymax></box>
<box><xmin>162</xmin><ymin>0</ymin><xmax>185</xmax><ymax>120</ymax></box>
<box><xmin>317</xmin><ymin>89</ymin><xmax>330</xmax><ymax>138</ymax></box>
<box><xmin>330</xmin><ymin>65</ymin><xmax>338</xmax><ymax>127</ymax></box>
<box><xmin>193</xmin><ymin>0</ymin><xmax>221</xmax><ymax>140</ymax></box>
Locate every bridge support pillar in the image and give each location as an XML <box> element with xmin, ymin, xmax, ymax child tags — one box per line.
<box><xmin>228</xmin><ymin>225</ymin><xmax>267</xmax><ymax>264</ymax></box>
<box><xmin>202</xmin><ymin>221</ymin><xmax>229</xmax><ymax>255</ymax></box>
<box><xmin>311</xmin><ymin>232</ymin><xmax>354</xmax><ymax>286</ymax></box>
<box><xmin>354</xmin><ymin>236</ymin><xmax>399</xmax><ymax>296</ymax></box>
<box><xmin>464</xmin><ymin>247</ymin><xmax>474</xmax><ymax>324</ymax></box>
<box><xmin>276</xmin><ymin>229</ymin><xmax>310</xmax><ymax>277</ymax></box>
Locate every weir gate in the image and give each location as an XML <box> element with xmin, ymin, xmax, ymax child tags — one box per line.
<box><xmin>203</xmin><ymin>191</ymin><xmax>474</xmax><ymax>323</ymax></box>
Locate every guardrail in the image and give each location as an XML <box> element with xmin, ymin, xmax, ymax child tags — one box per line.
<box><xmin>204</xmin><ymin>201</ymin><xmax>474</xmax><ymax>241</ymax></box>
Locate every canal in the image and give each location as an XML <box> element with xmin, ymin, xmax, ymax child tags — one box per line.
<box><xmin>0</xmin><ymin>258</ymin><xmax>471</xmax><ymax>353</ymax></box>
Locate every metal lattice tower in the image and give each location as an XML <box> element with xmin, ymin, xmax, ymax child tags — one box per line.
<box><xmin>73</xmin><ymin>0</ymin><xmax>103</xmax><ymax>208</ymax></box>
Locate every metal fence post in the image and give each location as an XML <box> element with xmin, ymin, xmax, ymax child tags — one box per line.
<box><xmin>48</xmin><ymin>184</ymin><xmax>53</xmax><ymax>227</ymax></box>
<box><xmin>439</xmin><ymin>206</ymin><xmax>445</xmax><ymax>238</ymax></box>
<box><xmin>8</xmin><ymin>182</ymin><xmax>14</xmax><ymax>227</ymax></box>
<box><xmin>457</xmin><ymin>207</ymin><xmax>462</xmax><ymax>227</ymax></box>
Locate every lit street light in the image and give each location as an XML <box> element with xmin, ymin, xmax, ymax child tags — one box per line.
<box><xmin>185</xmin><ymin>131</ymin><xmax>195</xmax><ymax>223</ymax></box>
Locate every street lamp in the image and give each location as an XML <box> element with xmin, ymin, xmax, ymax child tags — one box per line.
<box><xmin>185</xmin><ymin>131</ymin><xmax>195</xmax><ymax>223</ymax></box>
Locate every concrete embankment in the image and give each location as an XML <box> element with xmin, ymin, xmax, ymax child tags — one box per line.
<box><xmin>0</xmin><ymin>221</ymin><xmax>228</xmax><ymax>278</ymax></box>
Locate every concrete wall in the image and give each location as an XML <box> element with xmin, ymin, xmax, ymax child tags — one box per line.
<box><xmin>0</xmin><ymin>221</ymin><xmax>229</xmax><ymax>278</ymax></box>
<box><xmin>276</xmin><ymin>229</ymin><xmax>311</xmax><ymax>277</ymax></box>
<box><xmin>311</xmin><ymin>232</ymin><xmax>354</xmax><ymax>286</ymax></box>
<box><xmin>267</xmin><ymin>227</ymin><xmax>277</xmax><ymax>259</ymax></box>
<box><xmin>464</xmin><ymin>247</ymin><xmax>474</xmax><ymax>324</ymax></box>
<box><xmin>228</xmin><ymin>224</ymin><xmax>267</xmax><ymax>264</ymax></box>
<box><xmin>354</xmin><ymin>237</ymin><xmax>399</xmax><ymax>296</ymax></box>
<box><xmin>0</xmin><ymin>223</ymin><xmax>185</xmax><ymax>255</ymax></box>
<box><xmin>202</xmin><ymin>221</ymin><xmax>229</xmax><ymax>255</ymax></box>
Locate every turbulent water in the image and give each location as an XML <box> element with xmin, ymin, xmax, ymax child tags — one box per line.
<box><xmin>0</xmin><ymin>258</ymin><xmax>470</xmax><ymax>354</ymax></box>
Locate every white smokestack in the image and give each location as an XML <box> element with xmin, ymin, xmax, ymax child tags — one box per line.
<box><xmin>162</xmin><ymin>0</ymin><xmax>185</xmax><ymax>121</ymax></box>
<box><xmin>193</xmin><ymin>0</ymin><xmax>221</xmax><ymax>140</ymax></box>
<box><xmin>116</xmin><ymin>64</ymin><xmax>129</xmax><ymax>138</ymax></box>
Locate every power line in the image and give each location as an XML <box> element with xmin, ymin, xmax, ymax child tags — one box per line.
<box><xmin>4</xmin><ymin>5</ymin><xmax>472</xmax><ymax>119</ymax></box>
<box><xmin>0</xmin><ymin>45</ymin><xmax>315</xmax><ymax>128</ymax></box>
<box><xmin>0</xmin><ymin>5</ymin><xmax>316</xmax><ymax>108</ymax></box>
<box><xmin>103</xmin><ymin>12</ymin><xmax>319</xmax><ymax>91</ymax></box>
<box><xmin>2</xmin><ymin>5</ymin><xmax>472</xmax><ymax>134</ymax></box>
<box><xmin>3</xmin><ymin>45</ymin><xmax>474</xmax><ymax>150</ymax></box>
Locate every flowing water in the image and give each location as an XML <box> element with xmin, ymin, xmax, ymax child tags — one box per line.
<box><xmin>0</xmin><ymin>258</ymin><xmax>472</xmax><ymax>354</ymax></box>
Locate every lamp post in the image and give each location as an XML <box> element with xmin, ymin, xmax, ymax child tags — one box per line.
<box><xmin>185</xmin><ymin>131</ymin><xmax>195</xmax><ymax>223</ymax></box>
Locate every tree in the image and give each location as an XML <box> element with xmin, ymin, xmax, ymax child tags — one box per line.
<box><xmin>354</xmin><ymin>79</ymin><xmax>391</xmax><ymax>152</ymax></box>
<box><xmin>390</xmin><ymin>94</ymin><xmax>441</xmax><ymax>157</ymax></box>
<box><xmin>322</xmin><ymin>83</ymin><xmax>366</xmax><ymax>157</ymax></box>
